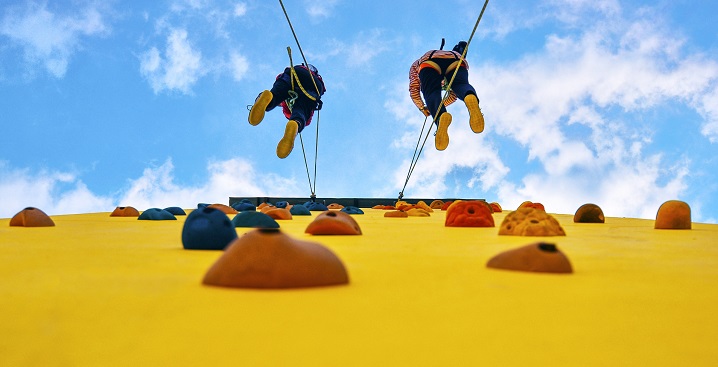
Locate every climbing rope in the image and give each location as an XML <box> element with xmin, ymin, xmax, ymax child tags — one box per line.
<box><xmin>279</xmin><ymin>0</ymin><xmax>323</xmax><ymax>200</ymax></box>
<box><xmin>398</xmin><ymin>0</ymin><xmax>490</xmax><ymax>201</ymax></box>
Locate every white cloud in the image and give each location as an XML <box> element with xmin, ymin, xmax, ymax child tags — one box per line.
<box><xmin>118</xmin><ymin>158</ymin><xmax>300</xmax><ymax>209</ymax></box>
<box><xmin>0</xmin><ymin>158</ymin><xmax>302</xmax><ymax>219</ymax></box>
<box><xmin>139</xmin><ymin>28</ymin><xmax>204</xmax><ymax>94</ymax></box>
<box><xmin>0</xmin><ymin>2</ymin><xmax>108</xmax><ymax>78</ymax></box>
<box><xmin>229</xmin><ymin>51</ymin><xmax>249</xmax><ymax>81</ymax></box>
<box><xmin>233</xmin><ymin>3</ymin><xmax>248</xmax><ymax>17</ymax></box>
<box><xmin>305</xmin><ymin>0</ymin><xmax>338</xmax><ymax>18</ymax></box>
<box><xmin>323</xmin><ymin>29</ymin><xmax>392</xmax><ymax>68</ymax></box>
<box><xmin>0</xmin><ymin>163</ymin><xmax>113</xmax><ymax>217</ymax></box>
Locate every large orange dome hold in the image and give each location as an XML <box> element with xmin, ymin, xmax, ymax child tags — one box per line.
<box><xmin>486</xmin><ymin>242</ymin><xmax>573</xmax><ymax>274</ymax></box>
<box><xmin>9</xmin><ymin>207</ymin><xmax>55</xmax><ymax>227</ymax></box>
<box><xmin>305</xmin><ymin>210</ymin><xmax>362</xmax><ymax>235</ymax></box>
<box><xmin>655</xmin><ymin>200</ymin><xmax>692</xmax><ymax>229</ymax></box>
<box><xmin>202</xmin><ymin>229</ymin><xmax>349</xmax><ymax>289</ymax></box>
<box><xmin>445</xmin><ymin>200</ymin><xmax>494</xmax><ymax>227</ymax></box>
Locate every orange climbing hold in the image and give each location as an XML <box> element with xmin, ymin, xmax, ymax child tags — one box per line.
<box><xmin>445</xmin><ymin>200</ymin><xmax>494</xmax><ymax>227</ymax></box>
<box><xmin>305</xmin><ymin>210</ymin><xmax>362</xmax><ymax>235</ymax></box>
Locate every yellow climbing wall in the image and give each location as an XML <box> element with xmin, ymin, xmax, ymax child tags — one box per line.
<box><xmin>1</xmin><ymin>209</ymin><xmax>717</xmax><ymax>366</ymax></box>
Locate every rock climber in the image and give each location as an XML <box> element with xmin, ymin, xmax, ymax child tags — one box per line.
<box><xmin>409</xmin><ymin>40</ymin><xmax>484</xmax><ymax>151</ymax></box>
<box><xmin>248</xmin><ymin>63</ymin><xmax>326</xmax><ymax>158</ymax></box>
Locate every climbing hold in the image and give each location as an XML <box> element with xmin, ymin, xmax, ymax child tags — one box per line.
<box><xmin>518</xmin><ymin>201</ymin><xmax>545</xmax><ymax>211</ymax></box>
<box><xmin>305</xmin><ymin>210</ymin><xmax>362</xmax><ymax>235</ymax></box>
<box><xmin>440</xmin><ymin>201</ymin><xmax>454</xmax><ymax>210</ymax></box>
<box><xmin>231</xmin><ymin>211</ymin><xmax>280</xmax><ymax>229</ymax></box>
<box><xmin>430</xmin><ymin>200</ymin><xmax>445</xmax><ymax>209</ymax></box>
<box><xmin>138</xmin><ymin>208</ymin><xmax>176</xmax><ymax>221</ymax></box>
<box><xmin>327</xmin><ymin>203</ymin><xmax>344</xmax><ymax>210</ymax></box>
<box><xmin>110</xmin><ymin>206</ymin><xmax>140</xmax><ymax>217</ymax></box>
<box><xmin>445</xmin><ymin>200</ymin><xmax>494</xmax><ymax>227</ymax></box>
<box><xmin>163</xmin><ymin>207</ymin><xmax>187</xmax><ymax>216</ymax></box>
<box><xmin>573</xmin><ymin>203</ymin><xmax>605</xmax><ymax>223</ymax></box>
<box><xmin>235</xmin><ymin>202</ymin><xmax>257</xmax><ymax>212</ymax></box>
<box><xmin>182</xmin><ymin>207</ymin><xmax>238</xmax><ymax>250</ymax></box>
<box><xmin>655</xmin><ymin>200</ymin><xmax>692</xmax><ymax>230</ymax></box>
<box><xmin>265</xmin><ymin>208</ymin><xmax>293</xmax><ymax>220</ymax></box>
<box><xmin>9</xmin><ymin>207</ymin><xmax>55</xmax><ymax>227</ymax></box>
<box><xmin>406</xmin><ymin>208</ymin><xmax>431</xmax><ymax>217</ymax></box>
<box><xmin>489</xmin><ymin>202</ymin><xmax>502</xmax><ymax>213</ymax></box>
<box><xmin>384</xmin><ymin>210</ymin><xmax>408</xmax><ymax>218</ymax></box>
<box><xmin>498</xmin><ymin>208</ymin><xmax>565</xmax><ymax>236</ymax></box>
<box><xmin>416</xmin><ymin>201</ymin><xmax>434</xmax><ymax>212</ymax></box>
<box><xmin>304</xmin><ymin>202</ymin><xmax>328</xmax><ymax>211</ymax></box>
<box><xmin>486</xmin><ymin>242</ymin><xmax>573</xmax><ymax>274</ymax></box>
<box><xmin>289</xmin><ymin>204</ymin><xmax>311</xmax><ymax>216</ymax></box>
<box><xmin>203</xmin><ymin>228</ymin><xmax>349</xmax><ymax>289</ymax></box>
<box><xmin>208</xmin><ymin>203</ymin><xmax>238</xmax><ymax>215</ymax></box>
<box><xmin>341</xmin><ymin>206</ymin><xmax>364</xmax><ymax>215</ymax></box>
<box><xmin>275</xmin><ymin>201</ymin><xmax>290</xmax><ymax>209</ymax></box>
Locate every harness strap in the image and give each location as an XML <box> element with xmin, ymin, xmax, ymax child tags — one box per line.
<box><xmin>288</xmin><ymin>65</ymin><xmax>317</xmax><ymax>102</ymax></box>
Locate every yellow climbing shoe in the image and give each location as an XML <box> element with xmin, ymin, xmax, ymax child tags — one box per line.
<box><xmin>435</xmin><ymin>112</ymin><xmax>452</xmax><ymax>151</ymax></box>
<box><xmin>465</xmin><ymin>94</ymin><xmax>484</xmax><ymax>133</ymax></box>
<box><xmin>276</xmin><ymin>120</ymin><xmax>299</xmax><ymax>159</ymax></box>
<box><xmin>249</xmin><ymin>90</ymin><xmax>273</xmax><ymax>126</ymax></box>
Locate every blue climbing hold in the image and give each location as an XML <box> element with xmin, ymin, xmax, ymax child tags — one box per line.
<box><xmin>290</xmin><ymin>204</ymin><xmax>311</xmax><ymax>216</ymax></box>
<box><xmin>341</xmin><ymin>206</ymin><xmax>364</xmax><ymax>215</ymax></box>
<box><xmin>182</xmin><ymin>207</ymin><xmax>238</xmax><ymax>250</ymax></box>
<box><xmin>304</xmin><ymin>202</ymin><xmax>328</xmax><ymax>211</ymax></box>
<box><xmin>138</xmin><ymin>208</ymin><xmax>176</xmax><ymax>220</ymax></box>
<box><xmin>231</xmin><ymin>211</ymin><xmax>280</xmax><ymax>229</ymax></box>
<box><xmin>164</xmin><ymin>206</ymin><xmax>187</xmax><ymax>215</ymax></box>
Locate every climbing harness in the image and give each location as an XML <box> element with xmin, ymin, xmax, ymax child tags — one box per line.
<box><xmin>398</xmin><ymin>0</ymin><xmax>490</xmax><ymax>201</ymax></box>
<box><xmin>278</xmin><ymin>0</ymin><xmax>323</xmax><ymax>200</ymax></box>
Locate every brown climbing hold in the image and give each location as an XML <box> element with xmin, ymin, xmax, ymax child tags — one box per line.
<box><xmin>519</xmin><ymin>201</ymin><xmax>545</xmax><ymax>211</ymax></box>
<box><xmin>327</xmin><ymin>203</ymin><xmax>344</xmax><ymax>210</ymax></box>
<box><xmin>486</xmin><ymin>242</ymin><xmax>573</xmax><ymax>274</ymax></box>
<box><xmin>208</xmin><ymin>204</ymin><xmax>238</xmax><ymax>214</ymax></box>
<box><xmin>110</xmin><ymin>206</ymin><xmax>140</xmax><ymax>217</ymax></box>
<box><xmin>384</xmin><ymin>210</ymin><xmax>408</xmax><ymax>218</ymax></box>
<box><xmin>265</xmin><ymin>208</ymin><xmax>293</xmax><ymax>220</ymax></box>
<box><xmin>430</xmin><ymin>200</ymin><xmax>445</xmax><ymax>209</ymax></box>
<box><xmin>655</xmin><ymin>200</ymin><xmax>692</xmax><ymax>229</ymax></box>
<box><xmin>416</xmin><ymin>201</ymin><xmax>434</xmax><ymax>212</ymax></box>
<box><xmin>489</xmin><ymin>202</ymin><xmax>502</xmax><ymax>213</ymax></box>
<box><xmin>445</xmin><ymin>200</ymin><xmax>494</xmax><ymax>227</ymax></box>
<box><xmin>9</xmin><ymin>207</ymin><xmax>55</xmax><ymax>227</ymax></box>
<box><xmin>440</xmin><ymin>201</ymin><xmax>454</xmax><ymax>210</ymax></box>
<box><xmin>305</xmin><ymin>210</ymin><xmax>362</xmax><ymax>235</ymax></box>
<box><xmin>397</xmin><ymin>204</ymin><xmax>416</xmax><ymax>211</ymax></box>
<box><xmin>406</xmin><ymin>208</ymin><xmax>431</xmax><ymax>217</ymax></box>
<box><xmin>574</xmin><ymin>203</ymin><xmax>605</xmax><ymax>223</ymax></box>
<box><xmin>499</xmin><ymin>207</ymin><xmax>566</xmax><ymax>236</ymax></box>
<box><xmin>203</xmin><ymin>229</ymin><xmax>349</xmax><ymax>289</ymax></box>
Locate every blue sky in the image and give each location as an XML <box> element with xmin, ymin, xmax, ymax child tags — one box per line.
<box><xmin>1</xmin><ymin>0</ymin><xmax>717</xmax><ymax>223</ymax></box>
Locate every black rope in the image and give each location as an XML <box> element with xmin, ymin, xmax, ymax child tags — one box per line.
<box><xmin>398</xmin><ymin>0</ymin><xmax>491</xmax><ymax>201</ymax></box>
<box><xmin>279</xmin><ymin>0</ymin><xmax>323</xmax><ymax>198</ymax></box>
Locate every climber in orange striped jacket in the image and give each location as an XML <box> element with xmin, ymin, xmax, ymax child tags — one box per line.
<box><xmin>409</xmin><ymin>41</ymin><xmax>484</xmax><ymax>151</ymax></box>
